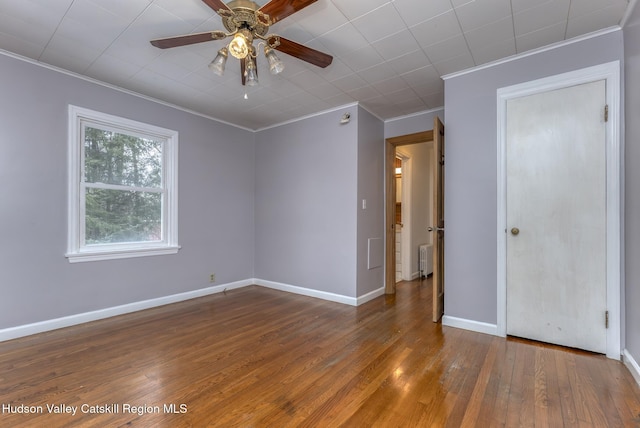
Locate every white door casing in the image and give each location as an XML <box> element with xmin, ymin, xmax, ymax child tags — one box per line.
<box><xmin>496</xmin><ymin>61</ymin><xmax>621</xmax><ymax>359</ymax></box>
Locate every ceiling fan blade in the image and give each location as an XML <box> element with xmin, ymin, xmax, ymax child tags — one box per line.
<box><xmin>150</xmin><ymin>31</ymin><xmax>227</xmax><ymax>49</ymax></box>
<box><xmin>241</xmin><ymin>57</ymin><xmax>246</xmax><ymax>86</ymax></box>
<box><xmin>201</xmin><ymin>0</ymin><xmax>232</xmax><ymax>15</ymax></box>
<box><xmin>259</xmin><ymin>0</ymin><xmax>318</xmax><ymax>25</ymax></box>
<box><xmin>274</xmin><ymin>37</ymin><xmax>333</xmax><ymax>68</ymax></box>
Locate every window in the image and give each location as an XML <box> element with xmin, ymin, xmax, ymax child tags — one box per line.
<box><xmin>67</xmin><ymin>106</ymin><xmax>179</xmax><ymax>262</ymax></box>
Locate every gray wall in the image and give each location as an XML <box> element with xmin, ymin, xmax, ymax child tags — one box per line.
<box><xmin>254</xmin><ymin>107</ymin><xmax>360</xmax><ymax>297</ymax></box>
<box><xmin>443</xmin><ymin>30</ymin><xmax>624</xmax><ymax>324</ymax></box>
<box><xmin>0</xmin><ymin>53</ymin><xmax>256</xmax><ymax>329</ymax></box>
<box><xmin>624</xmin><ymin>9</ymin><xmax>640</xmax><ymax>364</ymax></box>
<box><xmin>0</xmin><ymin>51</ymin><xmax>390</xmax><ymax>333</ymax></box>
<box><xmin>385</xmin><ymin>109</ymin><xmax>444</xmax><ymax>139</ymax></box>
<box><xmin>356</xmin><ymin>106</ymin><xmax>385</xmax><ymax>295</ymax></box>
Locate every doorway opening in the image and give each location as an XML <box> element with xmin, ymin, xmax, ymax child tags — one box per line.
<box><xmin>385</xmin><ymin>117</ymin><xmax>445</xmax><ymax>322</ymax></box>
<box><xmin>395</xmin><ymin>151</ymin><xmax>412</xmax><ymax>283</ymax></box>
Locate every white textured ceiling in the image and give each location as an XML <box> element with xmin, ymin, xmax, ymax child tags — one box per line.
<box><xmin>0</xmin><ymin>0</ymin><xmax>632</xmax><ymax>129</ymax></box>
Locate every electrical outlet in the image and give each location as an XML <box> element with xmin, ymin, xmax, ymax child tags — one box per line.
<box><xmin>209</xmin><ymin>273</ymin><xmax>216</xmax><ymax>283</ymax></box>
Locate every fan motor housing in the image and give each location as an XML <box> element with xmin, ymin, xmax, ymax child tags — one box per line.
<box><xmin>222</xmin><ymin>0</ymin><xmax>270</xmax><ymax>36</ymax></box>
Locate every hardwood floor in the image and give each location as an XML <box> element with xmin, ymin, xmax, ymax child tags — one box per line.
<box><xmin>1</xmin><ymin>279</ymin><xmax>639</xmax><ymax>427</ymax></box>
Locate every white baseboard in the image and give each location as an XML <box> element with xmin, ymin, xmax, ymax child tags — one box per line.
<box><xmin>442</xmin><ymin>315</ymin><xmax>498</xmax><ymax>336</ymax></box>
<box><xmin>0</xmin><ymin>279</ymin><xmax>388</xmax><ymax>342</ymax></box>
<box><xmin>0</xmin><ymin>279</ymin><xmax>252</xmax><ymax>342</ymax></box>
<box><xmin>623</xmin><ymin>349</ymin><xmax>640</xmax><ymax>387</ymax></box>
<box><xmin>356</xmin><ymin>287</ymin><xmax>385</xmax><ymax>305</ymax></box>
<box><xmin>254</xmin><ymin>278</ymin><xmax>358</xmax><ymax>306</ymax></box>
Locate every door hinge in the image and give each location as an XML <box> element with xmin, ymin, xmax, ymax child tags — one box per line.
<box><xmin>604</xmin><ymin>104</ymin><xmax>609</xmax><ymax>122</ymax></box>
<box><xmin>605</xmin><ymin>310</ymin><xmax>609</xmax><ymax>329</ymax></box>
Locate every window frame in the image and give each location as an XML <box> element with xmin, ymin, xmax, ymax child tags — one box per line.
<box><xmin>67</xmin><ymin>105</ymin><xmax>179</xmax><ymax>263</ymax></box>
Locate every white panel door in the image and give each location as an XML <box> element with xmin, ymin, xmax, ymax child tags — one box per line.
<box><xmin>506</xmin><ymin>80</ymin><xmax>607</xmax><ymax>353</ymax></box>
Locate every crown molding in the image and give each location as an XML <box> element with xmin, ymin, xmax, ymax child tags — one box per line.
<box><xmin>385</xmin><ymin>106</ymin><xmax>444</xmax><ymax>124</ymax></box>
<box><xmin>442</xmin><ymin>26</ymin><xmax>621</xmax><ymax>81</ymax></box>
<box><xmin>255</xmin><ymin>101</ymin><xmax>360</xmax><ymax>132</ymax></box>
<box><xmin>357</xmin><ymin>102</ymin><xmax>385</xmax><ymax>122</ymax></box>
<box><xmin>620</xmin><ymin>0</ymin><xmax>639</xmax><ymax>28</ymax></box>
<box><xmin>0</xmin><ymin>48</ymin><xmax>259</xmax><ymax>133</ymax></box>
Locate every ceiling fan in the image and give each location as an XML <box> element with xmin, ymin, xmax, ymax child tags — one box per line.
<box><xmin>150</xmin><ymin>0</ymin><xmax>333</xmax><ymax>86</ymax></box>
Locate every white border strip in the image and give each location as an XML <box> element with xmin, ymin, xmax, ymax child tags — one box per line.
<box><xmin>385</xmin><ymin>107</ymin><xmax>445</xmax><ymax>124</ymax></box>
<box><xmin>357</xmin><ymin>287</ymin><xmax>385</xmax><ymax>305</ymax></box>
<box><xmin>442</xmin><ymin>315</ymin><xmax>498</xmax><ymax>336</ymax></box>
<box><xmin>0</xmin><ymin>50</ymin><xmax>380</xmax><ymax>133</ymax></box>
<box><xmin>255</xmin><ymin>102</ymin><xmax>359</xmax><ymax>132</ymax></box>
<box><xmin>358</xmin><ymin>103</ymin><xmax>386</xmax><ymax>123</ymax></box>
<box><xmin>620</xmin><ymin>0</ymin><xmax>639</xmax><ymax>28</ymax></box>
<box><xmin>0</xmin><ymin>279</ymin><xmax>387</xmax><ymax>342</ymax></box>
<box><xmin>623</xmin><ymin>349</ymin><xmax>640</xmax><ymax>387</ymax></box>
<box><xmin>1</xmin><ymin>46</ymin><xmax>445</xmax><ymax>133</ymax></box>
<box><xmin>254</xmin><ymin>279</ymin><xmax>358</xmax><ymax>306</ymax></box>
<box><xmin>0</xmin><ymin>279</ymin><xmax>252</xmax><ymax>342</ymax></box>
<box><xmin>0</xmin><ymin>49</ymin><xmax>256</xmax><ymax>132</ymax></box>
<box><xmin>442</xmin><ymin>27</ymin><xmax>620</xmax><ymax>81</ymax></box>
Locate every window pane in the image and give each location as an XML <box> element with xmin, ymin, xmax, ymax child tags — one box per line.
<box><xmin>85</xmin><ymin>188</ymin><xmax>162</xmax><ymax>245</ymax></box>
<box><xmin>84</xmin><ymin>126</ymin><xmax>163</xmax><ymax>188</ymax></box>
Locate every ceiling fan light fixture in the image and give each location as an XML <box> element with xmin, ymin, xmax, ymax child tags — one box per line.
<box><xmin>245</xmin><ymin>57</ymin><xmax>259</xmax><ymax>86</ymax></box>
<box><xmin>264</xmin><ymin>46</ymin><xmax>284</xmax><ymax>75</ymax></box>
<box><xmin>228</xmin><ymin>32</ymin><xmax>250</xmax><ymax>59</ymax></box>
<box><xmin>150</xmin><ymin>0</ymin><xmax>334</xmax><ymax>86</ymax></box>
<box><xmin>208</xmin><ymin>47</ymin><xmax>228</xmax><ymax>76</ymax></box>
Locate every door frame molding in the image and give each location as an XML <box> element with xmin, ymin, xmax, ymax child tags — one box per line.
<box><xmin>385</xmin><ymin>131</ymin><xmax>433</xmax><ymax>294</ymax></box>
<box><xmin>496</xmin><ymin>61</ymin><xmax>621</xmax><ymax>359</ymax></box>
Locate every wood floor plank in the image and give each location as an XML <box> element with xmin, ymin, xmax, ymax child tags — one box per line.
<box><xmin>459</xmin><ymin>337</ymin><xmax>499</xmax><ymax>426</ymax></box>
<box><xmin>1</xmin><ymin>280</ymin><xmax>639</xmax><ymax>427</ymax></box>
<box><xmin>534</xmin><ymin>348</ymin><xmax>550</xmax><ymax>426</ymax></box>
<box><xmin>555</xmin><ymin>350</ymin><xmax>580</xmax><ymax>426</ymax></box>
<box><xmin>487</xmin><ymin>339</ymin><xmax>516</xmax><ymax>428</ymax></box>
<box><xmin>504</xmin><ymin>342</ymin><xmax>523</xmax><ymax>427</ymax></box>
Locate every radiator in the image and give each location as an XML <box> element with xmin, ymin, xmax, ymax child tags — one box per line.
<box><xmin>419</xmin><ymin>244</ymin><xmax>433</xmax><ymax>277</ymax></box>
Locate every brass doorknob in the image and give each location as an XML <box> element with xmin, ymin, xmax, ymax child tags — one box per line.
<box><xmin>511</xmin><ymin>227</ymin><xmax>520</xmax><ymax>236</ymax></box>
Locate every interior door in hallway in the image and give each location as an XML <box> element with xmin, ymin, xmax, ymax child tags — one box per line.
<box><xmin>432</xmin><ymin>116</ymin><xmax>444</xmax><ymax>323</ymax></box>
<box><xmin>506</xmin><ymin>80</ymin><xmax>607</xmax><ymax>353</ymax></box>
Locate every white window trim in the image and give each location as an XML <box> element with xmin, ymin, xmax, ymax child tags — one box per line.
<box><xmin>67</xmin><ymin>105</ymin><xmax>179</xmax><ymax>263</ymax></box>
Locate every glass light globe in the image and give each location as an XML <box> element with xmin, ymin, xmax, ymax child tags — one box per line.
<box><xmin>265</xmin><ymin>47</ymin><xmax>284</xmax><ymax>75</ymax></box>
<box><xmin>228</xmin><ymin>33</ymin><xmax>249</xmax><ymax>59</ymax></box>
<box><xmin>208</xmin><ymin>47</ymin><xmax>228</xmax><ymax>76</ymax></box>
<box><xmin>245</xmin><ymin>58</ymin><xmax>259</xmax><ymax>86</ymax></box>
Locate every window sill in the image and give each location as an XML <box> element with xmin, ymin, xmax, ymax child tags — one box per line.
<box><xmin>66</xmin><ymin>245</ymin><xmax>181</xmax><ymax>263</ymax></box>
